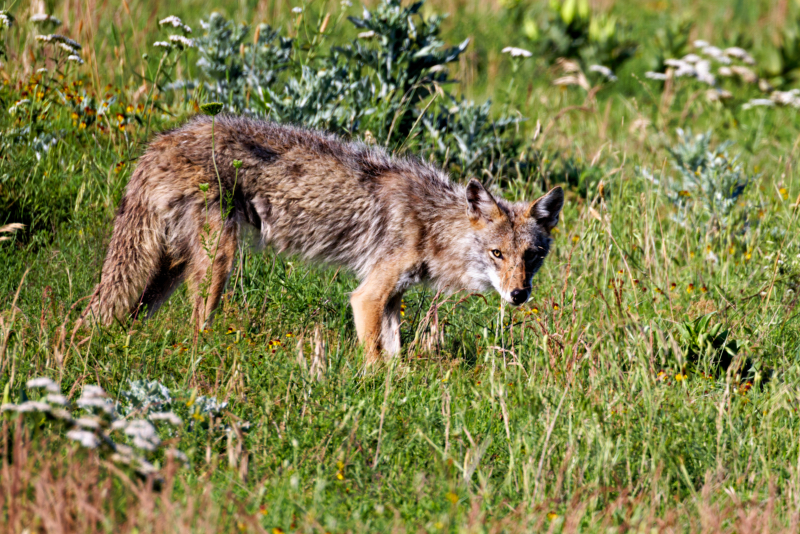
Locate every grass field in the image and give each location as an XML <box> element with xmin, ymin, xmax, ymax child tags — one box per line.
<box><xmin>2</xmin><ymin>0</ymin><xmax>800</xmax><ymax>532</ymax></box>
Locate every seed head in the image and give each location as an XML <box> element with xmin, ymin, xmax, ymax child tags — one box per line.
<box><xmin>200</xmin><ymin>102</ymin><xmax>223</xmax><ymax>116</ymax></box>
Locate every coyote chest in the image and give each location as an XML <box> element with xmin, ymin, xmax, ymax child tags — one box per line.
<box><xmin>84</xmin><ymin>116</ymin><xmax>563</xmax><ymax>363</ymax></box>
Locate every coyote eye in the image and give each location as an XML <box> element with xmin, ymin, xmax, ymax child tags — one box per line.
<box><xmin>491</xmin><ymin>249</ymin><xmax>503</xmax><ymax>259</ymax></box>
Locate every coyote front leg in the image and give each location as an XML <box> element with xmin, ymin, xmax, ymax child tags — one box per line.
<box><xmin>350</xmin><ymin>265</ymin><xmax>403</xmax><ymax>364</ymax></box>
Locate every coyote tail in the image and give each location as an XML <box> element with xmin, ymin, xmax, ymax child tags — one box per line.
<box><xmin>82</xmin><ymin>193</ymin><xmax>164</xmax><ymax>325</ymax></box>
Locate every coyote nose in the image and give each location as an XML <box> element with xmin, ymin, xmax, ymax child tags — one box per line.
<box><xmin>510</xmin><ymin>288</ymin><xmax>529</xmax><ymax>305</ymax></box>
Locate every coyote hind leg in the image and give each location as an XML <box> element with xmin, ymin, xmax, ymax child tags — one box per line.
<box><xmin>185</xmin><ymin>221</ymin><xmax>239</xmax><ymax>332</ymax></box>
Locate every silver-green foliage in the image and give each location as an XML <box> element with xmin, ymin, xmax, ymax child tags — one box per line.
<box><xmin>193</xmin><ymin>13</ymin><xmax>292</xmax><ymax>111</ymax></box>
<box><xmin>640</xmin><ymin>129</ymin><xmax>754</xmax><ymax>228</ymax></box>
<box><xmin>185</xmin><ymin>0</ymin><xmax>520</xmax><ymax>178</ymax></box>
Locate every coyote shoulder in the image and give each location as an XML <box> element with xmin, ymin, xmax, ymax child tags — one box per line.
<box><xmin>83</xmin><ymin>115</ymin><xmax>563</xmax><ymax>362</ymax></box>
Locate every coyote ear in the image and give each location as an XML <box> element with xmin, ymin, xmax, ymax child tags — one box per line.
<box><xmin>466</xmin><ymin>179</ymin><xmax>502</xmax><ymax>224</ymax></box>
<box><xmin>528</xmin><ymin>186</ymin><xmax>564</xmax><ymax>231</ymax></box>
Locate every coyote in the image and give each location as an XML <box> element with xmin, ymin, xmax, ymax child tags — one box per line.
<box><xmin>83</xmin><ymin>116</ymin><xmax>563</xmax><ymax>361</ymax></box>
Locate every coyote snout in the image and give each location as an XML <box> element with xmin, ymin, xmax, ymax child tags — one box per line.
<box><xmin>81</xmin><ymin>116</ymin><xmax>563</xmax><ymax>364</ymax></box>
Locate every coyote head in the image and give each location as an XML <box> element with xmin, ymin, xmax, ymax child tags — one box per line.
<box><xmin>465</xmin><ymin>180</ymin><xmax>564</xmax><ymax>306</ymax></box>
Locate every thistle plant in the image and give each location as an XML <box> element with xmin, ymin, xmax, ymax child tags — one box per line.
<box><xmin>638</xmin><ymin>129</ymin><xmax>755</xmax><ymax>232</ymax></box>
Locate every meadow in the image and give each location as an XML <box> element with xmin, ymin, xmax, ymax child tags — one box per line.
<box><xmin>2</xmin><ymin>0</ymin><xmax>800</xmax><ymax>531</ymax></box>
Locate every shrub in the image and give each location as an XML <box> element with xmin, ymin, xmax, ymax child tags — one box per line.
<box><xmin>183</xmin><ymin>0</ymin><xmax>523</xmax><ymax>179</ymax></box>
<box><xmin>520</xmin><ymin>0</ymin><xmax>637</xmax><ymax>73</ymax></box>
<box><xmin>193</xmin><ymin>13</ymin><xmax>292</xmax><ymax>112</ymax></box>
<box><xmin>639</xmin><ymin>129</ymin><xmax>755</xmax><ymax>231</ymax></box>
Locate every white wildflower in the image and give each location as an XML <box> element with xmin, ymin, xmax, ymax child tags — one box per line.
<box><xmin>167</xmin><ymin>449</ymin><xmax>189</xmax><ymax>463</ymax></box>
<box><xmin>159</xmin><ymin>15</ymin><xmax>191</xmax><ymax>33</ymax></box>
<box><xmin>341</xmin><ymin>0</ymin><xmax>352</xmax><ymax>5</ymax></box>
<box><xmin>718</xmin><ymin>66</ymin><xmax>732</xmax><ymax>77</ymax></box>
<box><xmin>149</xmin><ymin>411</ymin><xmax>183</xmax><ymax>426</ymax></box>
<box><xmin>358</xmin><ymin>30</ymin><xmax>375</xmax><ymax>39</ymax></box>
<box><xmin>682</xmin><ymin>54</ymin><xmax>702</xmax><ymax>64</ymax></box>
<box><xmin>645</xmin><ymin>71</ymin><xmax>668</xmax><ymax>80</ymax></box>
<box><xmin>134</xmin><ymin>458</ymin><xmax>158</xmax><ymax>474</ymax></box>
<box><xmin>131</xmin><ymin>437</ymin><xmax>158</xmax><ymax>451</ymax></box>
<box><xmin>292</xmin><ymin>6</ymin><xmax>303</xmax><ymax>13</ymax></box>
<box><xmin>35</xmin><ymin>34</ymin><xmax>82</xmax><ymax>50</ymax></box>
<box><xmin>501</xmin><ymin>46</ymin><xmax>532</xmax><ymax>58</ymax></box>
<box><xmin>674</xmin><ymin>64</ymin><xmax>697</xmax><ymax>78</ymax></box>
<box><xmin>588</xmin><ymin>64</ymin><xmax>617</xmax><ymax>81</ymax></box>
<box><xmin>31</xmin><ymin>13</ymin><xmax>62</xmax><ymax>26</ymax></box>
<box><xmin>0</xmin><ymin>12</ymin><xmax>12</xmax><ymax>29</ymax></box>
<box><xmin>724</xmin><ymin>47</ymin><xmax>755</xmax><ymax>65</ymax></box>
<box><xmin>81</xmin><ymin>385</ymin><xmax>107</xmax><ymax>399</ymax></box>
<box><xmin>771</xmin><ymin>89</ymin><xmax>800</xmax><ymax>107</ymax></box>
<box><xmin>153</xmin><ymin>41</ymin><xmax>170</xmax><ymax>48</ymax></box>
<box><xmin>693</xmin><ymin>40</ymin><xmax>709</xmax><ymax>48</ymax></box>
<box><xmin>75</xmin><ymin>417</ymin><xmax>101</xmax><ymax>429</ymax></box>
<box><xmin>27</xmin><ymin>377</ymin><xmax>60</xmax><ymax>393</ymax></box>
<box><xmin>36</xmin><ymin>67</ymin><xmax>48</xmax><ymax>74</ymax></box>
<box><xmin>58</xmin><ymin>42</ymin><xmax>79</xmax><ymax>54</ymax></box>
<box><xmin>705</xmin><ymin>89</ymin><xmax>731</xmax><ymax>102</ymax></box>
<box><xmin>45</xmin><ymin>394</ymin><xmax>69</xmax><ymax>406</ymax></box>
<box><xmin>0</xmin><ymin>403</ymin><xmax>17</xmax><ymax>412</ymax></box>
<box><xmin>67</xmin><ymin>55</ymin><xmax>84</xmax><ymax>64</ymax></box>
<box><xmin>731</xmin><ymin>65</ymin><xmax>758</xmax><ymax>84</ymax></box>
<box><xmin>742</xmin><ymin>98</ymin><xmax>775</xmax><ymax>110</ymax></box>
<box><xmin>110</xmin><ymin>420</ymin><xmax>130</xmax><ymax>432</ymax></box>
<box><xmin>77</xmin><ymin>397</ymin><xmax>112</xmax><ymax>409</ymax></box>
<box><xmin>695</xmin><ymin>60</ymin><xmax>715</xmax><ymax>86</ymax></box>
<box><xmin>168</xmin><ymin>34</ymin><xmax>194</xmax><ymax>49</ymax></box>
<box><xmin>16</xmin><ymin>401</ymin><xmax>51</xmax><ymax>413</ymax></box>
<box><xmin>701</xmin><ymin>45</ymin><xmax>731</xmax><ymax>64</ymax></box>
<box><xmin>125</xmin><ymin>419</ymin><xmax>161</xmax><ymax>451</ymax></box>
<box><xmin>50</xmin><ymin>408</ymin><xmax>73</xmax><ymax>422</ymax></box>
<box><xmin>66</xmin><ymin>429</ymin><xmax>100</xmax><ymax>449</ymax></box>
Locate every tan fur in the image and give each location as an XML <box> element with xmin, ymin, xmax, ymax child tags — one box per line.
<box><xmin>81</xmin><ymin>116</ymin><xmax>563</xmax><ymax>363</ymax></box>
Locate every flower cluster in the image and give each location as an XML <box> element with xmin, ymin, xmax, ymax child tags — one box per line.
<box><xmin>154</xmin><ymin>15</ymin><xmax>194</xmax><ymax>51</ymax></box>
<box><xmin>0</xmin><ymin>10</ymin><xmax>13</xmax><ymax>30</ymax></box>
<box><xmin>1</xmin><ymin>378</ymin><xmax>187</xmax><ymax>477</ymax></box>
<box><xmin>35</xmin><ymin>32</ymin><xmax>85</xmax><ymax>65</ymax></box>
<box><xmin>30</xmin><ymin>13</ymin><xmax>62</xmax><ymax>26</ymax></box>
<box><xmin>644</xmin><ymin>40</ymin><xmax>769</xmax><ymax>103</ymax></box>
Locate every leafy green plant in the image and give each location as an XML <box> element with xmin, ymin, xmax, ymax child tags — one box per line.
<box><xmin>521</xmin><ymin>0</ymin><xmax>637</xmax><ymax>73</ymax></box>
<box><xmin>118</xmin><ymin>379</ymin><xmax>233</xmax><ymax>432</ymax></box>
<box><xmin>639</xmin><ymin>129</ymin><xmax>754</xmax><ymax>230</ymax></box>
<box><xmin>649</xmin><ymin>16</ymin><xmax>693</xmax><ymax>73</ymax></box>
<box><xmin>760</xmin><ymin>11</ymin><xmax>800</xmax><ymax>88</ymax></box>
<box><xmin>419</xmin><ymin>95</ymin><xmax>522</xmax><ymax>177</ymax></box>
<box><xmin>337</xmin><ymin>0</ymin><xmax>469</xmax><ymax>142</ymax></box>
<box><xmin>177</xmin><ymin>0</ymin><xmax>526</xmax><ymax>179</ymax></box>
<box><xmin>192</xmin><ymin>13</ymin><xmax>292</xmax><ymax>112</ymax></box>
<box><xmin>554</xmin><ymin>155</ymin><xmax>605</xmax><ymax>199</ymax></box>
<box><xmin>677</xmin><ymin>313</ymin><xmax>745</xmax><ymax>376</ymax></box>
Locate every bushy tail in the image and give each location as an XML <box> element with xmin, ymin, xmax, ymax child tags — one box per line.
<box><xmin>82</xmin><ymin>195</ymin><xmax>164</xmax><ymax>325</ymax></box>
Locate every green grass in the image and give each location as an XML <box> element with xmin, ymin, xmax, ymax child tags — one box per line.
<box><xmin>2</xmin><ymin>0</ymin><xmax>800</xmax><ymax>532</ymax></box>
